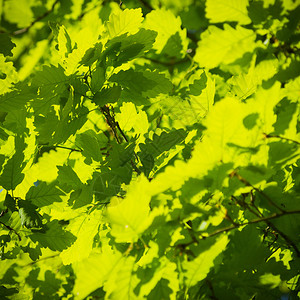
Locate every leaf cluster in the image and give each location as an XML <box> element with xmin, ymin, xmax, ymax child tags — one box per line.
<box><xmin>0</xmin><ymin>0</ymin><xmax>300</xmax><ymax>299</ymax></box>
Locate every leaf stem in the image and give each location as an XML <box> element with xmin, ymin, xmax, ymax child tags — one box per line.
<box><xmin>264</xmin><ymin>133</ymin><xmax>300</xmax><ymax>145</ymax></box>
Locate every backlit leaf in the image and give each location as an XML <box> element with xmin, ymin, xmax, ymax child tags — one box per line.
<box><xmin>206</xmin><ymin>0</ymin><xmax>251</xmax><ymax>25</ymax></box>
<box><xmin>195</xmin><ymin>25</ymin><xmax>257</xmax><ymax>69</ymax></box>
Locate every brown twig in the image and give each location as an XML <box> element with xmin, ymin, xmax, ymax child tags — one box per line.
<box><xmin>206</xmin><ymin>280</ymin><xmax>219</xmax><ymax>300</ymax></box>
<box><xmin>100</xmin><ymin>105</ymin><xmax>141</xmax><ymax>175</ymax></box>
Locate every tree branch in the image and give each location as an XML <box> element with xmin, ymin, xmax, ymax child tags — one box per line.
<box><xmin>231</xmin><ymin>171</ymin><xmax>285</xmax><ymax>213</ymax></box>
<box><xmin>141</xmin><ymin>56</ymin><xmax>190</xmax><ymax>67</ymax></box>
<box><xmin>0</xmin><ymin>221</ymin><xmax>21</xmax><ymax>241</ymax></box>
<box><xmin>21</xmin><ymin>254</ymin><xmax>59</xmax><ymax>267</ymax></box>
<box><xmin>264</xmin><ymin>133</ymin><xmax>300</xmax><ymax>146</ymax></box>
<box><xmin>12</xmin><ymin>0</ymin><xmax>59</xmax><ymax>35</ymax></box>
<box><xmin>54</xmin><ymin>145</ymin><xmax>83</xmax><ymax>152</ymax></box>
<box><xmin>100</xmin><ymin>105</ymin><xmax>141</xmax><ymax>175</ymax></box>
<box><xmin>38</xmin><ymin>144</ymin><xmax>82</xmax><ymax>153</ymax></box>
<box><xmin>198</xmin><ymin>209</ymin><xmax>300</xmax><ymax>256</ymax></box>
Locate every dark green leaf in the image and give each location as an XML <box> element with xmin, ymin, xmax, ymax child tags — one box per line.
<box><xmin>29</xmin><ymin>220</ymin><xmax>76</xmax><ymax>251</ymax></box>
<box><xmin>92</xmin><ymin>85</ymin><xmax>122</xmax><ymax>106</ymax></box>
<box><xmin>26</xmin><ymin>181</ymin><xmax>64</xmax><ymax>207</ymax></box>
<box><xmin>18</xmin><ymin>200</ymin><xmax>43</xmax><ymax>229</ymax></box>
<box><xmin>0</xmin><ymin>34</ymin><xmax>16</xmax><ymax>56</ymax></box>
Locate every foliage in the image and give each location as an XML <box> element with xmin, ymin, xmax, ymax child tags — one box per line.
<box><xmin>0</xmin><ymin>0</ymin><xmax>300</xmax><ymax>299</ymax></box>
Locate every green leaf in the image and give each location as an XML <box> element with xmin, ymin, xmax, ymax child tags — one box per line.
<box><xmin>268</xmin><ymin>141</ymin><xmax>300</xmax><ymax>168</ymax></box>
<box><xmin>75</xmin><ymin>130</ymin><xmax>103</xmax><ymax>163</ymax></box>
<box><xmin>203</xmin><ymin>97</ymin><xmax>250</xmax><ymax>162</ymax></box>
<box><xmin>70</xmin><ymin>181</ymin><xmax>94</xmax><ymax>209</ymax></box>
<box><xmin>79</xmin><ymin>42</ymin><xmax>103</xmax><ymax>66</ymax></box>
<box><xmin>116</xmin><ymin>102</ymin><xmax>149</xmax><ymax>135</ymax></box>
<box><xmin>274</xmin><ymin>99</ymin><xmax>298</xmax><ymax>135</ymax></box>
<box><xmin>0</xmin><ymin>54</ymin><xmax>18</xmax><ymax>94</ymax></box>
<box><xmin>93</xmin><ymin>85</ymin><xmax>122</xmax><ymax>106</ymax></box>
<box><xmin>73</xmin><ymin>246</ymin><xmax>124</xmax><ymax>299</ymax></box>
<box><xmin>0</xmin><ymin>149</ymin><xmax>25</xmax><ymax>191</ymax></box>
<box><xmin>25</xmin><ymin>181</ymin><xmax>64</xmax><ymax>207</ymax></box>
<box><xmin>107</xmin><ymin>8</ymin><xmax>143</xmax><ymax>38</ymax></box>
<box><xmin>138</xmin><ymin>129</ymin><xmax>187</xmax><ymax>176</ymax></box>
<box><xmin>107</xmin><ymin>176</ymin><xmax>151</xmax><ymax>242</ymax></box>
<box><xmin>104</xmin><ymin>256</ymin><xmax>139</xmax><ymax>300</ymax></box>
<box><xmin>110</xmin><ymin>69</ymin><xmax>172</xmax><ymax>105</ymax></box>
<box><xmin>91</xmin><ymin>67</ymin><xmax>106</xmax><ymax>94</ymax></box>
<box><xmin>18</xmin><ymin>200</ymin><xmax>43</xmax><ymax>229</ymax></box>
<box><xmin>29</xmin><ymin>220</ymin><xmax>76</xmax><ymax>251</ymax></box>
<box><xmin>189</xmin><ymin>72</ymin><xmax>208</xmax><ymax>96</ymax></box>
<box><xmin>31</xmin><ymin>64</ymin><xmax>70</xmax><ymax>115</ymax></box>
<box><xmin>205</xmin><ymin>0</ymin><xmax>251</xmax><ymax>25</ymax></box>
<box><xmin>221</xmin><ymin>226</ymin><xmax>270</xmax><ymax>270</ymax></box>
<box><xmin>144</xmin><ymin>8</ymin><xmax>188</xmax><ymax>57</ymax></box>
<box><xmin>0</xmin><ymin>34</ymin><xmax>16</xmax><ymax>57</ymax></box>
<box><xmin>4</xmin><ymin>193</ymin><xmax>17</xmax><ymax>212</ymax></box>
<box><xmin>148</xmin><ymin>278</ymin><xmax>175</xmax><ymax>300</ymax></box>
<box><xmin>60</xmin><ymin>209</ymin><xmax>102</xmax><ymax>264</ymax></box>
<box><xmin>103</xmin><ymin>29</ymin><xmax>157</xmax><ymax>67</ymax></box>
<box><xmin>56</xmin><ymin>25</ymin><xmax>73</xmax><ymax>58</ymax></box>
<box><xmin>183</xmin><ymin>236</ymin><xmax>228</xmax><ymax>287</ymax></box>
<box><xmin>93</xmin><ymin>168</ymin><xmax>122</xmax><ymax>201</ymax></box>
<box><xmin>143</xmin><ymin>129</ymin><xmax>187</xmax><ymax>157</ymax></box>
<box><xmin>57</xmin><ymin>165</ymin><xmax>82</xmax><ymax>189</ymax></box>
<box><xmin>254</xmin><ymin>82</ymin><xmax>283</xmax><ymax>134</ymax></box>
<box><xmin>284</xmin><ymin>76</ymin><xmax>300</xmax><ymax>102</ymax></box>
<box><xmin>0</xmin><ymin>88</ymin><xmax>34</xmax><ymax>113</ymax></box>
<box><xmin>3</xmin><ymin>0</ymin><xmax>33</xmax><ymax>27</ymax></box>
<box><xmin>194</xmin><ymin>24</ymin><xmax>257</xmax><ymax>69</ymax></box>
<box><xmin>1</xmin><ymin>3</ymin><xmax>300</xmax><ymax>299</ymax></box>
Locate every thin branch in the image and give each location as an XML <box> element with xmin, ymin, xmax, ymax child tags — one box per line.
<box><xmin>115</xmin><ymin>121</ymin><xmax>141</xmax><ymax>164</ymax></box>
<box><xmin>21</xmin><ymin>254</ymin><xmax>60</xmax><ymax>267</ymax></box>
<box><xmin>231</xmin><ymin>171</ymin><xmax>285</xmax><ymax>213</ymax></box>
<box><xmin>206</xmin><ymin>280</ymin><xmax>219</xmax><ymax>300</ymax></box>
<box><xmin>0</xmin><ymin>221</ymin><xmax>21</xmax><ymax>241</ymax></box>
<box><xmin>177</xmin><ymin>197</ymin><xmax>300</xmax><ymax>257</ymax></box>
<box><xmin>264</xmin><ymin>133</ymin><xmax>300</xmax><ymax>146</ymax></box>
<box><xmin>115</xmin><ymin>122</ymin><xmax>129</xmax><ymax>142</ymax></box>
<box><xmin>141</xmin><ymin>56</ymin><xmax>190</xmax><ymax>67</ymax></box>
<box><xmin>265</xmin><ymin>221</ymin><xmax>300</xmax><ymax>258</ymax></box>
<box><xmin>54</xmin><ymin>145</ymin><xmax>82</xmax><ymax>152</ymax></box>
<box><xmin>12</xmin><ymin>0</ymin><xmax>59</xmax><ymax>35</ymax></box>
<box><xmin>0</xmin><ymin>209</ymin><xmax>8</xmax><ymax>218</ymax></box>
<box><xmin>100</xmin><ymin>105</ymin><xmax>141</xmax><ymax>175</ymax></box>
<box><xmin>198</xmin><ymin>209</ymin><xmax>300</xmax><ymax>257</ymax></box>
<box><xmin>38</xmin><ymin>144</ymin><xmax>83</xmax><ymax>153</ymax></box>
